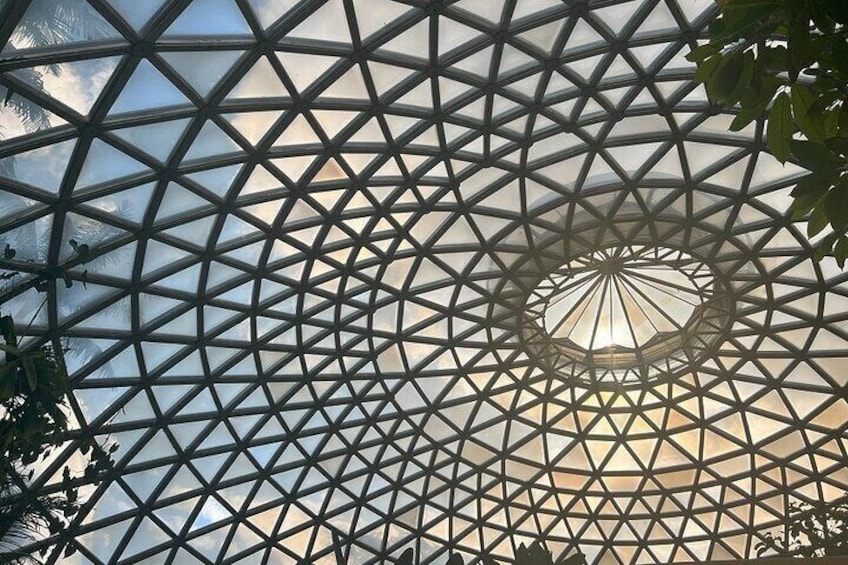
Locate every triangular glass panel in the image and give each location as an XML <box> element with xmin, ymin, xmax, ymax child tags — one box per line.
<box><xmin>238</xmin><ymin>165</ymin><xmax>284</xmax><ymax>197</ymax></box>
<box><xmin>270</xmin><ymin>155</ymin><xmax>315</xmax><ymax>183</ymax></box>
<box><xmin>155</xmin><ymin>182</ymin><xmax>213</xmax><ymax>222</ymax></box>
<box><xmin>284</xmin><ymin>0</ymin><xmax>351</xmax><ymax>44</ymax></box>
<box><xmin>438</xmin><ymin>16</ymin><xmax>482</xmax><ymax>56</ymax></box>
<box><xmin>185</xmin><ymin>164</ymin><xmax>243</xmax><ymax>198</ymax></box>
<box><xmin>564</xmin><ymin>53</ymin><xmax>604</xmax><ymax>82</ymax></box>
<box><xmin>367</xmin><ymin>61</ymin><xmax>417</xmax><ymax>100</ymax></box>
<box><xmin>345</xmin><ymin>116</ymin><xmax>386</xmax><ymax>144</ymax></box>
<box><xmin>376</xmin><ymin>19</ymin><xmax>428</xmax><ymax>58</ymax></box>
<box><xmin>273</xmin><ymin>113</ymin><xmax>322</xmax><ymax>147</ymax></box>
<box><xmin>0</xmin><ymin>89</ymin><xmax>65</xmax><ymax>139</ymax></box>
<box><xmin>590</xmin><ymin>1</ymin><xmax>644</xmax><ymax>36</ymax></box>
<box><xmin>79</xmin><ymin>182</ymin><xmax>154</xmax><ymax>225</ymax></box>
<box><xmin>393</xmin><ymin>79</ymin><xmax>433</xmax><ymax>109</ymax></box>
<box><xmin>563</xmin><ymin>19</ymin><xmax>606</xmax><ymax>53</ymax></box>
<box><xmin>353</xmin><ymin>0</ymin><xmax>413</xmax><ymax>40</ymax></box>
<box><xmin>4</xmin><ymin>0</ymin><xmax>120</xmax><ymax>52</ymax></box>
<box><xmin>499</xmin><ymin>44</ymin><xmax>536</xmax><ymax>76</ymax></box>
<box><xmin>121</xmin><ymin>517</ymin><xmax>172</xmax><ymax>560</ymax></box>
<box><xmin>75</xmin><ymin>139</ymin><xmax>151</xmax><ymax>191</ymax></box>
<box><xmin>676</xmin><ymin>0</ymin><xmax>713</xmax><ymax>25</ymax></box>
<box><xmin>341</xmin><ymin>153</ymin><xmax>377</xmax><ymax>177</ymax></box>
<box><xmin>312</xmin><ymin>158</ymin><xmax>348</xmax><ymax>182</ymax></box>
<box><xmin>453</xmin><ymin>96</ymin><xmax>486</xmax><ymax>121</ymax></box>
<box><xmin>164</xmin><ymin>0</ymin><xmax>252</xmax><ymax>35</ymax></box>
<box><xmin>226</xmin><ymin>56</ymin><xmax>289</xmax><ymax>99</ymax></box>
<box><xmin>453</xmin><ymin>0</ymin><xmax>504</xmax><ymax>24</ymax></box>
<box><xmin>450</xmin><ymin>45</ymin><xmax>494</xmax><ymax>79</ymax></box>
<box><xmin>277</xmin><ymin>52</ymin><xmax>340</xmax><ymax>93</ymax></box>
<box><xmin>111</xmin><ymin>118</ymin><xmax>191</xmax><ymax>163</ymax></box>
<box><xmin>247</xmin><ymin>0</ymin><xmax>300</xmax><ymax>29</ymax></box>
<box><xmin>511</xmin><ymin>0</ymin><xmax>563</xmax><ymax>21</ymax></box>
<box><xmin>311</xmin><ymin>109</ymin><xmax>359</xmax><ymax>140</ymax></box>
<box><xmin>630</xmin><ymin>43</ymin><xmax>670</xmax><ymax>72</ymax></box>
<box><xmin>106</xmin><ymin>0</ymin><xmax>167</xmax><ymax>31</ymax></box>
<box><xmin>517</xmin><ymin>18</ymin><xmax>565</xmax><ymax>56</ymax></box>
<box><xmin>183</xmin><ymin>121</ymin><xmax>242</xmax><ymax>162</ymax></box>
<box><xmin>160</xmin><ymin>50</ymin><xmax>244</xmax><ymax>98</ymax></box>
<box><xmin>13</xmin><ymin>57</ymin><xmax>121</xmax><ymax>116</ymax></box>
<box><xmin>0</xmin><ymin>139</ymin><xmax>76</xmax><ymax>194</ymax></box>
<box><xmin>606</xmin><ymin>142</ymin><xmax>663</xmax><ymax>176</ymax></box>
<box><xmin>318</xmin><ymin>65</ymin><xmax>370</xmax><ymax>100</ymax></box>
<box><xmin>242</xmin><ymin>198</ymin><xmax>286</xmax><ymax>225</ymax></box>
<box><xmin>223</xmin><ymin>110</ymin><xmax>283</xmax><ymax>146</ymax></box>
<box><xmin>635</xmin><ymin>1</ymin><xmax>679</xmax><ymax>36</ymax></box>
<box><xmin>110</xmin><ymin>59</ymin><xmax>191</xmax><ymax>115</ymax></box>
<box><xmin>163</xmin><ymin>216</ymin><xmax>216</xmax><ymax>246</ymax></box>
<box><xmin>438</xmin><ymin>76</ymin><xmax>475</xmax><ymax>106</ymax></box>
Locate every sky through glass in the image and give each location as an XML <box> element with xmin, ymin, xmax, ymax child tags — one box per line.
<box><xmin>1</xmin><ymin>0</ymin><xmax>847</xmax><ymax>564</ymax></box>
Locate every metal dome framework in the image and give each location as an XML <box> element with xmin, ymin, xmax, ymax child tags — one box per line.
<box><xmin>0</xmin><ymin>0</ymin><xmax>847</xmax><ymax>564</ymax></box>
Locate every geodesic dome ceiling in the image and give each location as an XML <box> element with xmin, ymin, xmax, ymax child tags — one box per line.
<box><xmin>1</xmin><ymin>0</ymin><xmax>848</xmax><ymax>563</ymax></box>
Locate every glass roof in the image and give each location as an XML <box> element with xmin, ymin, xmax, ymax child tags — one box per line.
<box><xmin>1</xmin><ymin>0</ymin><xmax>847</xmax><ymax>564</ymax></box>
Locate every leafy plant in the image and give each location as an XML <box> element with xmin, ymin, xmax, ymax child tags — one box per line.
<box><xmin>0</xmin><ymin>239</ymin><xmax>115</xmax><ymax>562</ymax></box>
<box><xmin>393</xmin><ymin>541</ymin><xmax>586</xmax><ymax>565</ymax></box>
<box><xmin>687</xmin><ymin>0</ymin><xmax>848</xmax><ymax>264</ymax></box>
<box><xmin>755</xmin><ymin>494</ymin><xmax>848</xmax><ymax>558</ymax></box>
<box><xmin>0</xmin><ymin>313</ymin><xmax>116</xmax><ymax>563</ymax></box>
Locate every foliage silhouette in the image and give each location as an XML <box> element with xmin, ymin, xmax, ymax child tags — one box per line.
<box><xmin>391</xmin><ymin>541</ymin><xmax>586</xmax><ymax>565</ymax></box>
<box><xmin>1</xmin><ymin>0</ymin><xmax>114</xmax><ymax>135</ymax></box>
<box><xmin>755</xmin><ymin>494</ymin><xmax>848</xmax><ymax>558</ymax></box>
<box><xmin>0</xmin><ymin>238</ymin><xmax>116</xmax><ymax>562</ymax></box>
<box><xmin>0</xmin><ymin>312</ymin><xmax>116</xmax><ymax>563</ymax></box>
<box><xmin>687</xmin><ymin>0</ymin><xmax>848</xmax><ymax>264</ymax></box>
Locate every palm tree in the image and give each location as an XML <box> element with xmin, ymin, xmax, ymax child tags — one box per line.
<box><xmin>391</xmin><ymin>541</ymin><xmax>586</xmax><ymax>565</ymax></box>
<box><xmin>2</xmin><ymin>0</ymin><xmax>115</xmax><ymax>136</ymax></box>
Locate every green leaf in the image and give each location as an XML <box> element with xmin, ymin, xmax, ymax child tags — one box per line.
<box><xmin>727</xmin><ymin>50</ymin><xmax>756</xmax><ymax>106</ymax></box>
<box><xmin>823</xmin><ymin>108</ymin><xmax>841</xmax><ymax>139</ymax></box>
<box><xmin>791</xmin><ymin>84</ymin><xmax>825</xmax><ymax>142</ymax></box>
<box><xmin>823</xmin><ymin>1</ymin><xmax>848</xmax><ymax>24</ymax></box>
<box><xmin>833</xmin><ymin>39</ymin><xmax>848</xmax><ymax>76</ymax></box>
<box><xmin>0</xmin><ymin>343</ymin><xmax>20</xmax><ymax>355</ymax></box>
<box><xmin>694</xmin><ymin>53</ymin><xmax>722</xmax><ymax>85</ymax></box>
<box><xmin>826</xmin><ymin>137</ymin><xmax>848</xmax><ymax>157</ymax></box>
<box><xmin>0</xmin><ymin>315</ymin><xmax>15</xmax><ymax>345</ymax></box>
<box><xmin>0</xmin><ymin>365</ymin><xmax>17</xmax><ymax>400</ymax></box>
<box><xmin>724</xmin><ymin>0</ymin><xmax>779</xmax><ymax>6</ymax></box>
<box><xmin>788</xmin><ymin>140</ymin><xmax>840</xmax><ymax>177</ymax></box>
<box><xmin>791</xmin><ymin>173</ymin><xmax>831</xmax><ymax>197</ymax></box>
<box><xmin>810</xmin><ymin>3</ymin><xmax>836</xmax><ymax>33</ymax></box>
<box><xmin>716</xmin><ymin>1</ymin><xmax>781</xmax><ymax>40</ymax></box>
<box><xmin>686</xmin><ymin>43</ymin><xmax>721</xmax><ymax>63</ymax></box>
<box><xmin>815</xmin><ymin>232</ymin><xmax>840</xmax><ymax>261</ymax></box>
<box><xmin>835</xmin><ymin>236</ymin><xmax>848</xmax><ymax>268</ymax></box>
<box><xmin>808</xmin><ymin>205</ymin><xmax>829</xmax><ymax>237</ymax></box>
<box><xmin>730</xmin><ymin>108</ymin><xmax>761</xmax><ymax>131</ymax></box>
<box><xmin>759</xmin><ymin>45</ymin><xmax>787</xmax><ymax>74</ymax></box>
<box><xmin>787</xmin><ymin>15</ymin><xmax>814</xmax><ymax>75</ymax></box>
<box><xmin>807</xmin><ymin>90</ymin><xmax>840</xmax><ymax>116</ymax></box>
<box><xmin>768</xmin><ymin>92</ymin><xmax>793</xmax><ymax>162</ymax></box>
<box><xmin>825</xmin><ymin>177</ymin><xmax>848</xmax><ymax>231</ymax></box>
<box><xmin>790</xmin><ymin>175</ymin><xmax>829</xmax><ymax>218</ymax></box>
<box><xmin>709</xmin><ymin>52</ymin><xmax>746</xmax><ymax>104</ymax></box>
<box><xmin>840</xmin><ymin>105</ymin><xmax>848</xmax><ymax>136</ymax></box>
<box><xmin>20</xmin><ymin>353</ymin><xmax>38</xmax><ymax>391</ymax></box>
<box><xmin>738</xmin><ymin>75</ymin><xmax>780</xmax><ymax>119</ymax></box>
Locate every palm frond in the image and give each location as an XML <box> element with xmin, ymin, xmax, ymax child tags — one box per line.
<box><xmin>13</xmin><ymin>0</ymin><xmax>113</xmax><ymax>48</ymax></box>
<box><xmin>0</xmin><ymin>86</ymin><xmax>51</xmax><ymax>133</ymax></box>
